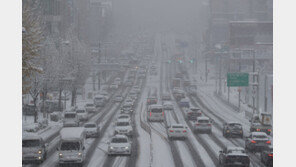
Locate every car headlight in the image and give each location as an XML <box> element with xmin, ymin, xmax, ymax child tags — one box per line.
<box><xmin>109</xmin><ymin>146</ymin><xmax>114</xmax><ymax>150</ymax></box>
<box><xmin>59</xmin><ymin>153</ymin><xmax>63</xmax><ymax>157</ymax></box>
<box><xmin>226</xmin><ymin>130</ymin><xmax>230</xmax><ymax>133</ymax></box>
<box><xmin>78</xmin><ymin>152</ymin><xmax>82</xmax><ymax>156</ymax></box>
<box><xmin>38</xmin><ymin>150</ymin><xmax>42</xmax><ymax>154</ymax></box>
<box><xmin>125</xmin><ymin>147</ymin><xmax>129</xmax><ymax>149</ymax></box>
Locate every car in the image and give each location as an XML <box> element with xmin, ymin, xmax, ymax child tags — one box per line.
<box><xmin>110</xmin><ymin>83</ymin><xmax>119</xmax><ymax>90</ymax></box>
<box><xmin>100</xmin><ymin>91</ymin><xmax>110</xmax><ymax>101</ymax></box>
<box><xmin>147</xmin><ymin>96</ymin><xmax>157</xmax><ymax>105</ymax></box>
<box><xmin>132</xmin><ymin>85</ymin><xmax>141</xmax><ymax>93</ymax></box>
<box><xmin>114</xmin><ymin>77</ymin><xmax>121</xmax><ymax>86</ymax></box>
<box><xmin>114</xmin><ymin>94</ymin><xmax>123</xmax><ymax>102</ymax></box>
<box><xmin>114</xmin><ymin>120</ymin><xmax>133</xmax><ymax>136</ymax></box>
<box><xmin>219</xmin><ymin>147</ymin><xmax>250</xmax><ymax>167</ymax></box>
<box><xmin>108</xmin><ymin>135</ymin><xmax>132</xmax><ymax>156</ymax></box>
<box><xmin>161</xmin><ymin>92</ymin><xmax>171</xmax><ymax>101</ymax></box>
<box><xmin>125</xmin><ymin>98</ymin><xmax>134</xmax><ymax>106</ymax></box>
<box><xmin>194</xmin><ymin>116</ymin><xmax>212</xmax><ymax>134</ymax></box>
<box><xmin>179</xmin><ymin>98</ymin><xmax>190</xmax><ymax>108</ymax></box>
<box><xmin>147</xmin><ymin>104</ymin><xmax>164</xmax><ymax>122</ymax></box>
<box><xmin>163</xmin><ymin>101</ymin><xmax>174</xmax><ymax>110</ymax></box>
<box><xmin>84</xmin><ymin>122</ymin><xmax>100</xmax><ymax>138</ymax></box>
<box><xmin>167</xmin><ymin>124</ymin><xmax>188</xmax><ymax>140</ymax></box>
<box><xmin>129</xmin><ymin>90</ymin><xmax>138</xmax><ymax>100</ymax></box>
<box><xmin>260</xmin><ymin>146</ymin><xmax>273</xmax><ymax>166</ymax></box>
<box><xmin>125</xmin><ymin>80</ymin><xmax>133</xmax><ymax>87</ymax></box>
<box><xmin>84</xmin><ymin>103</ymin><xmax>96</xmax><ymax>113</ymax></box>
<box><xmin>94</xmin><ymin>94</ymin><xmax>106</xmax><ymax>107</ymax></box>
<box><xmin>245</xmin><ymin>132</ymin><xmax>271</xmax><ymax>152</ymax></box>
<box><xmin>116</xmin><ymin>114</ymin><xmax>131</xmax><ymax>122</ymax></box>
<box><xmin>223</xmin><ymin>122</ymin><xmax>244</xmax><ymax>138</ymax></box>
<box><xmin>185</xmin><ymin>107</ymin><xmax>202</xmax><ymax>121</ymax></box>
<box><xmin>63</xmin><ymin>112</ymin><xmax>79</xmax><ymax>127</ymax></box>
<box><xmin>22</xmin><ymin>134</ymin><xmax>48</xmax><ymax>164</ymax></box>
<box><xmin>76</xmin><ymin>108</ymin><xmax>88</xmax><ymax>121</ymax></box>
<box><xmin>121</xmin><ymin>103</ymin><xmax>133</xmax><ymax>114</ymax></box>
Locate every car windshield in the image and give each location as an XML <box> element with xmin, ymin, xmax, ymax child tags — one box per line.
<box><xmin>198</xmin><ymin>120</ymin><xmax>209</xmax><ymax>123</ymax></box>
<box><xmin>22</xmin><ymin>139</ymin><xmax>41</xmax><ymax>147</ymax></box>
<box><xmin>172</xmin><ymin>126</ymin><xmax>184</xmax><ymax>128</ymax></box>
<box><xmin>111</xmin><ymin>138</ymin><xmax>128</xmax><ymax>143</ymax></box>
<box><xmin>229</xmin><ymin>123</ymin><xmax>242</xmax><ymax>129</ymax></box>
<box><xmin>65</xmin><ymin>114</ymin><xmax>76</xmax><ymax>118</ymax></box>
<box><xmin>86</xmin><ymin>104</ymin><xmax>94</xmax><ymax>107</ymax></box>
<box><xmin>253</xmin><ymin>135</ymin><xmax>267</xmax><ymax>139</ymax></box>
<box><xmin>117</xmin><ymin>122</ymin><xmax>130</xmax><ymax>126</ymax></box>
<box><xmin>76</xmin><ymin>110</ymin><xmax>85</xmax><ymax>113</ymax></box>
<box><xmin>119</xmin><ymin>116</ymin><xmax>129</xmax><ymax>119</ymax></box>
<box><xmin>60</xmin><ymin>142</ymin><xmax>80</xmax><ymax>151</ymax></box>
<box><xmin>151</xmin><ymin>108</ymin><xmax>162</xmax><ymax>113</ymax></box>
<box><xmin>191</xmin><ymin>108</ymin><xmax>200</xmax><ymax>112</ymax></box>
<box><xmin>84</xmin><ymin>124</ymin><xmax>96</xmax><ymax>128</ymax></box>
<box><xmin>227</xmin><ymin>149</ymin><xmax>245</xmax><ymax>154</ymax></box>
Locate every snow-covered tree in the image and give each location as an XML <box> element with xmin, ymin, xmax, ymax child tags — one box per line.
<box><xmin>22</xmin><ymin>0</ymin><xmax>44</xmax><ymax>94</ymax></box>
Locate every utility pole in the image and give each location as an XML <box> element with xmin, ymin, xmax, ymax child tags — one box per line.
<box><xmin>238</xmin><ymin>51</ymin><xmax>242</xmax><ymax>112</ymax></box>
<box><xmin>252</xmin><ymin>50</ymin><xmax>256</xmax><ymax>115</ymax></box>
<box><xmin>98</xmin><ymin>42</ymin><xmax>101</xmax><ymax>91</ymax></box>
<box><xmin>218</xmin><ymin>54</ymin><xmax>222</xmax><ymax>95</ymax></box>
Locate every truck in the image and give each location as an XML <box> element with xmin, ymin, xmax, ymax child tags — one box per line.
<box><xmin>250</xmin><ymin>112</ymin><xmax>272</xmax><ymax>135</ymax></box>
<box><xmin>57</xmin><ymin>127</ymin><xmax>86</xmax><ymax>167</ymax></box>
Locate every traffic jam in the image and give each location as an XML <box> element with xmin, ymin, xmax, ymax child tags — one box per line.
<box><xmin>22</xmin><ymin>33</ymin><xmax>273</xmax><ymax>167</ymax></box>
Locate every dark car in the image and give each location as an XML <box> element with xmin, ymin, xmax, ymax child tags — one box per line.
<box><xmin>261</xmin><ymin>146</ymin><xmax>273</xmax><ymax>166</ymax></box>
<box><xmin>245</xmin><ymin>132</ymin><xmax>271</xmax><ymax>152</ymax></box>
<box><xmin>219</xmin><ymin>147</ymin><xmax>250</xmax><ymax>167</ymax></box>
<box><xmin>185</xmin><ymin>107</ymin><xmax>202</xmax><ymax>121</ymax></box>
<box><xmin>223</xmin><ymin>122</ymin><xmax>244</xmax><ymax>138</ymax></box>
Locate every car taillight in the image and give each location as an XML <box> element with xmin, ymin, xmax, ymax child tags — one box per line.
<box><xmin>162</xmin><ymin>112</ymin><xmax>164</xmax><ymax>116</ymax></box>
<box><xmin>251</xmin><ymin>140</ymin><xmax>256</xmax><ymax>143</ymax></box>
<box><xmin>196</xmin><ymin>123</ymin><xmax>200</xmax><ymax>126</ymax></box>
<box><xmin>188</xmin><ymin>112</ymin><xmax>192</xmax><ymax>115</ymax></box>
<box><xmin>266</xmin><ymin>141</ymin><xmax>271</xmax><ymax>144</ymax></box>
<box><xmin>183</xmin><ymin>130</ymin><xmax>187</xmax><ymax>133</ymax></box>
<box><xmin>208</xmin><ymin>124</ymin><xmax>211</xmax><ymax>126</ymax></box>
<box><xmin>150</xmin><ymin>112</ymin><xmax>152</xmax><ymax>117</ymax></box>
<box><xmin>148</xmin><ymin>100</ymin><xmax>150</xmax><ymax>102</ymax></box>
<box><xmin>169</xmin><ymin>130</ymin><xmax>174</xmax><ymax>132</ymax></box>
<box><xmin>267</xmin><ymin>129</ymin><xmax>271</xmax><ymax>132</ymax></box>
<box><xmin>256</xmin><ymin>128</ymin><xmax>261</xmax><ymax>131</ymax></box>
<box><xmin>268</xmin><ymin>154</ymin><xmax>273</xmax><ymax>157</ymax></box>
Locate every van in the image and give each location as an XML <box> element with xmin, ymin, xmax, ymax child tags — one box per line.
<box><xmin>57</xmin><ymin>127</ymin><xmax>86</xmax><ymax>167</ymax></box>
<box><xmin>147</xmin><ymin>104</ymin><xmax>164</xmax><ymax>122</ymax></box>
<box><xmin>22</xmin><ymin>134</ymin><xmax>48</xmax><ymax>164</ymax></box>
<box><xmin>63</xmin><ymin>112</ymin><xmax>79</xmax><ymax>127</ymax></box>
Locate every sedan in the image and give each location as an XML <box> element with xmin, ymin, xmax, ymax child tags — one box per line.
<box><xmin>245</xmin><ymin>132</ymin><xmax>271</xmax><ymax>152</ymax></box>
<box><xmin>84</xmin><ymin>122</ymin><xmax>100</xmax><ymax>138</ymax></box>
<box><xmin>167</xmin><ymin>124</ymin><xmax>188</xmax><ymax>140</ymax></box>
<box><xmin>108</xmin><ymin>135</ymin><xmax>132</xmax><ymax>156</ymax></box>
<box><xmin>219</xmin><ymin>147</ymin><xmax>250</xmax><ymax>167</ymax></box>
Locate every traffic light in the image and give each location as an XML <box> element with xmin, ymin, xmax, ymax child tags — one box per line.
<box><xmin>189</xmin><ymin>59</ymin><xmax>194</xmax><ymax>63</ymax></box>
<box><xmin>179</xmin><ymin>60</ymin><xmax>183</xmax><ymax>64</ymax></box>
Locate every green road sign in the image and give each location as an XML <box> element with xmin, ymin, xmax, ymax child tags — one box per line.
<box><xmin>227</xmin><ymin>73</ymin><xmax>249</xmax><ymax>87</ymax></box>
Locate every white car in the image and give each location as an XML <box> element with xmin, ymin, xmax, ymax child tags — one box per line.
<box><xmin>22</xmin><ymin>134</ymin><xmax>48</xmax><ymax>164</ymax></box>
<box><xmin>108</xmin><ymin>135</ymin><xmax>132</xmax><ymax>155</ymax></box>
<box><xmin>121</xmin><ymin>103</ymin><xmax>133</xmax><ymax>114</ymax></box>
<box><xmin>85</xmin><ymin>103</ymin><xmax>95</xmax><ymax>113</ymax></box>
<box><xmin>194</xmin><ymin>117</ymin><xmax>212</xmax><ymax>134</ymax></box>
<box><xmin>114</xmin><ymin>120</ymin><xmax>133</xmax><ymax>136</ymax></box>
<box><xmin>162</xmin><ymin>92</ymin><xmax>171</xmax><ymax>101</ymax></box>
<box><xmin>114</xmin><ymin>77</ymin><xmax>121</xmax><ymax>86</ymax></box>
<box><xmin>163</xmin><ymin>101</ymin><xmax>174</xmax><ymax>110</ymax></box>
<box><xmin>129</xmin><ymin>90</ymin><xmax>138</xmax><ymax>100</ymax></box>
<box><xmin>114</xmin><ymin>94</ymin><xmax>123</xmax><ymax>102</ymax></box>
<box><xmin>132</xmin><ymin>86</ymin><xmax>141</xmax><ymax>93</ymax></box>
<box><xmin>84</xmin><ymin>122</ymin><xmax>100</xmax><ymax>138</ymax></box>
<box><xmin>110</xmin><ymin>83</ymin><xmax>118</xmax><ymax>90</ymax></box>
<box><xmin>167</xmin><ymin>124</ymin><xmax>188</xmax><ymax>140</ymax></box>
<box><xmin>116</xmin><ymin>114</ymin><xmax>131</xmax><ymax>122</ymax></box>
<box><xmin>125</xmin><ymin>98</ymin><xmax>134</xmax><ymax>106</ymax></box>
<box><xmin>76</xmin><ymin>108</ymin><xmax>88</xmax><ymax>121</ymax></box>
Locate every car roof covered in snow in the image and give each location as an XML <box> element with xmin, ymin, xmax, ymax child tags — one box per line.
<box><xmin>197</xmin><ymin>116</ymin><xmax>210</xmax><ymax>120</ymax></box>
<box><xmin>251</xmin><ymin>132</ymin><xmax>268</xmax><ymax>136</ymax></box>
<box><xmin>60</xmin><ymin>127</ymin><xmax>85</xmax><ymax>140</ymax></box>
<box><xmin>113</xmin><ymin>134</ymin><xmax>128</xmax><ymax>139</ymax></box>
<box><xmin>149</xmin><ymin>104</ymin><xmax>162</xmax><ymax>108</ymax></box>
<box><xmin>84</xmin><ymin>122</ymin><xmax>97</xmax><ymax>126</ymax></box>
<box><xmin>22</xmin><ymin>133</ymin><xmax>43</xmax><ymax>140</ymax></box>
